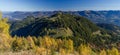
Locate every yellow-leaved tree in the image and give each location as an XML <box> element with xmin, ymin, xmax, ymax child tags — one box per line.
<box><xmin>0</xmin><ymin>11</ymin><xmax>11</xmax><ymax>50</ymax></box>
<box><xmin>100</xmin><ymin>49</ymin><xmax>107</xmax><ymax>55</ymax></box>
<box><xmin>107</xmin><ymin>47</ymin><xmax>119</xmax><ymax>55</ymax></box>
<box><xmin>26</xmin><ymin>36</ymin><xmax>36</xmax><ymax>49</ymax></box>
<box><xmin>78</xmin><ymin>44</ymin><xmax>92</xmax><ymax>55</ymax></box>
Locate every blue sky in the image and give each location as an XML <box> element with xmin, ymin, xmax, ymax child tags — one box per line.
<box><xmin>0</xmin><ymin>0</ymin><xmax>120</xmax><ymax>11</ymax></box>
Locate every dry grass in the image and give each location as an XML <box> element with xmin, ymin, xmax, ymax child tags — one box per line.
<box><xmin>0</xmin><ymin>51</ymin><xmax>77</xmax><ymax>55</ymax></box>
<box><xmin>0</xmin><ymin>51</ymin><xmax>35</xmax><ymax>55</ymax></box>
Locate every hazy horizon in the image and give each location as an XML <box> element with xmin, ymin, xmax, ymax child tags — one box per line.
<box><xmin>3</xmin><ymin>10</ymin><xmax>120</xmax><ymax>12</ymax></box>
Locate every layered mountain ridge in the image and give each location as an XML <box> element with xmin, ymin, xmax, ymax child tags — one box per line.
<box><xmin>10</xmin><ymin>12</ymin><xmax>108</xmax><ymax>38</ymax></box>
<box><xmin>9</xmin><ymin>12</ymin><xmax>118</xmax><ymax>49</ymax></box>
<box><xmin>4</xmin><ymin>10</ymin><xmax>120</xmax><ymax>26</ymax></box>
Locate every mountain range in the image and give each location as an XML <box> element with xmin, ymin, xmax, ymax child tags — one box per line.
<box><xmin>3</xmin><ymin>10</ymin><xmax>120</xmax><ymax>26</ymax></box>
<box><xmin>3</xmin><ymin>10</ymin><xmax>120</xmax><ymax>37</ymax></box>
<box><xmin>11</xmin><ymin>12</ymin><xmax>107</xmax><ymax>37</ymax></box>
<box><xmin>10</xmin><ymin>12</ymin><xmax>114</xmax><ymax>47</ymax></box>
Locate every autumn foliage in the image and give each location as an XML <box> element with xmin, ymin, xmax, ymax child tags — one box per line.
<box><xmin>0</xmin><ymin>12</ymin><xmax>120</xmax><ymax>55</ymax></box>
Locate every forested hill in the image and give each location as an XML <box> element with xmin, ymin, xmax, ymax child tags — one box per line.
<box><xmin>1</xmin><ymin>12</ymin><xmax>120</xmax><ymax>55</ymax></box>
<box><xmin>10</xmin><ymin>12</ymin><xmax>116</xmax><ymax>49</ymax></box>
<box><xmin>10</xmin><ymin>12</ymin><xmax>108</xmax><ymax>37</ymax></box>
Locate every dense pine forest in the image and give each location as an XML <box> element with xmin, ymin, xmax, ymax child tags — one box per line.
<box><xmin>0</xmin><ymin>11</ymin><xmax>120</xmax><ymax>55</ymax></box>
